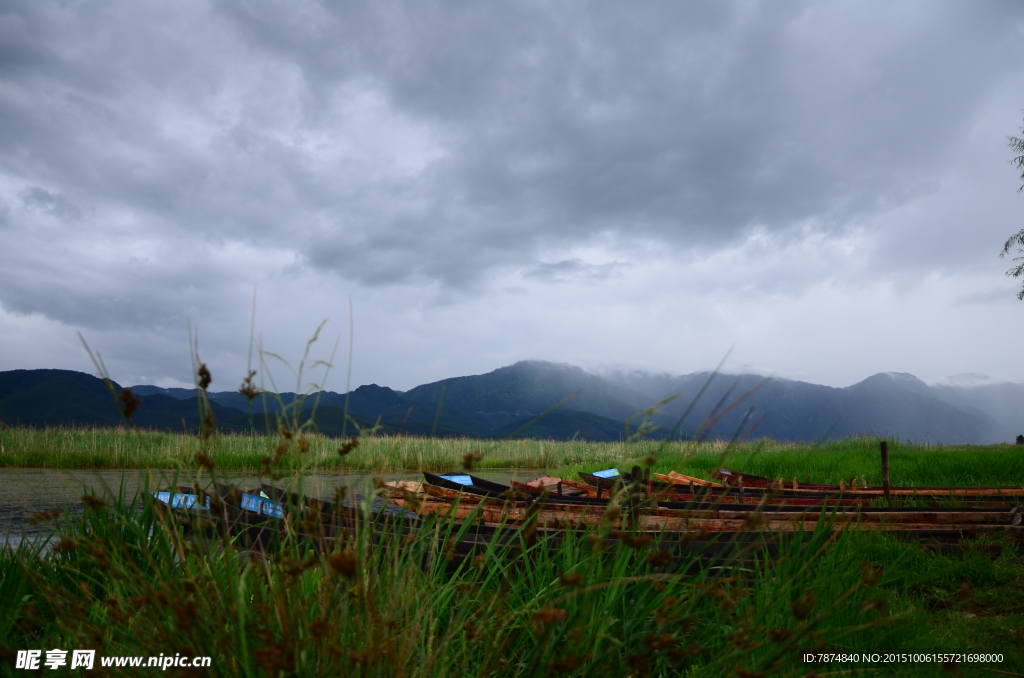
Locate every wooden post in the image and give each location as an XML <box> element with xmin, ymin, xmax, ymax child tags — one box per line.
<box><xmin>881</xmin><ymin>440</ymin><xmax>891</xmax><ymax>502</ymax></box>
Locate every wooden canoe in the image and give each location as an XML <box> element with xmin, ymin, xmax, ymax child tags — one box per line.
<box><xmin>394</xmin><ymin>484</ymin><xmax>1024</xmax><ymax>527</ymax></box>
<box><xmin>707</xmin><ymin>468</ymin><xmax>1024</xmax><ymax>496</ymax></box>
<box><xmin>383</xmin><ymin>494</ymin><xmax>1024</xmax><ymax>538</ymax></box>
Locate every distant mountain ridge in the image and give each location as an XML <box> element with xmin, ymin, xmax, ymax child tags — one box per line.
<box><xmin>402</xmin><ymin>361</ymin><xmax>651</xmax><ymax>423</ymax></box>
<box><xmin>604</xmin><ymin>368</ymin><xmax>1022</xmax><ymax>444</ymax></box>
<box><xmin>1</xmin><ymin>362</ymin><xmax>1021</xmax><ymax>443</ymax></box>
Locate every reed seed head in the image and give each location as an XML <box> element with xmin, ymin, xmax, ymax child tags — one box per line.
<box><xmin>532</xmin><ymin>607</ymin><xmax>567</xmax><ymax>624</ymax></box>
<box><xmin>790</xmin><ymin>590</ymin><xmax>817</xmax><ymax>620</ymax></box>
<box><xmin>238</xmin><ymin>370</ymin><xmax>260</xmax><ymax>401</ymax></box>
<box><xmin>196</xmin><ymin>363</ymin><xmax>212</xmax><ymax>391</ymax></box>
<box><xmin>646</xmin><ymin>549</ymin><xmax>673</xmax><ymax>567</ymax></box>
<box><xmin>116</xmin><ymin>388</ymin><xmax>141</xmax><ymax>420</ymax></box>
<box><xmin>558</xmin><ymin>572</ymin><xmax>583</xmax><ymax>587</ymax></box>
<box><xmin>327</xmin><ymin>552</ymin><xmax>359</xmax><ymax>579</ymax></box>
<box><xmin>81</xmin><ymin>494</ymin><xmax>107</xmax><ymax>510</ymax></box>
<box><xmin>860</xmin><ymin>562</ymin><xmax>883</xmax><ymax>587</ymax></box>
<box><xmin>195</xmin><ymin>452</ymin><xmax>215</xmax><ymax>471</ymax></box>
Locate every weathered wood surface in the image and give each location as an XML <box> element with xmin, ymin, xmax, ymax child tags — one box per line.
<box><xmin>707</xmin><ymin>467</ymin><xmax>1024</xmax><ymax>496</ymax></box>
<box><xmin>437</xmin><ymin>473</ymin><xmax>875</xmax><ymax>508</ymax></box>
<box><xmin>164</xmin><ymin>484</ymin><xmax>1020</xmax><ymax>569</ymax></box>
<box><xmin>528</xmin><ymin>478</ymin><xmax>873</xmax><ymax>506</ymax></box>
<box><xmin>577</xmin><ymin>470</ymin><xmax>1024</xmax><ymax>505</ymax></box>
<box><xmin>383</xmin><ymin>490</ymin><xmax>1024</xmax><ymax>535</ymax></box>
<box><xmin>412</xmin><ymin>479</ymin><xmax>1021</xmax><ymax>516</ymax></box>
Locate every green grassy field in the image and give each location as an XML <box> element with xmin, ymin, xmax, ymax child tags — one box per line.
<box><xmin>2</xmin><ymin>429</ymin><xmax>1024</xmax><ymax>674</ymax></box>
<box><xmin>2</xmin><ymin>475</ymin><xmax>1022</xmax><ymax>676</ymax></box>
<box><xmin>3</xmin><ymin>427</ymin><xmax>1023</xmax><ymax>489</ymax></box>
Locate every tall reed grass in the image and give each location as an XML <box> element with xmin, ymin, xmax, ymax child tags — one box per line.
<box><xmin>2</xmin><ymin>474</ymin><xmax>972</xmax><ymax>677</ymax></box>
<box><xmin>3</xmin><ymin>427</ymin><xmax>1023</xmax><ymax>488</ymax></box>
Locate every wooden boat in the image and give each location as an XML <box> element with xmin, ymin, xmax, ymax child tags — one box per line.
<box><xmin>705</xmin><ymin>468</ymin><xmax>1024</xmax><ymax>501</ymax></box>
<box><xmin>654</xmin><ymin>471</ymin><xmax>721</xmax><ymax>487</ymax></box>
<box><xmin>152</xmin><ymin>482</ymin><xmax>1015</xmax><ymax>577</ymax></box>
<box><xmin>432</xmin><ymin>473</ymin><xmax>872</xmax><ymax>510</ymax></box>
<box><xmin>150</xmin><ymin>474</ymin><xmax>1024</xmax><ymax>567</ymax></box>
<box><xmin>575</xmin><ymin>467</ymin><xmax>1023</xmax><ymax>506</ymax></box>
<box><xmin>152</xmin><ymin>487</ymin><xmax>211</xmax><ymax>511</ymax></box>
<box><xmin>577</xmin><ymin>469</ymin><xmax>622</xmax><ymax>498</ymax></box>
<box><xmin>383</xmin><ymin>490</ymin><xmax>1024</xmax><ymax>538</ymax></box>
<box><xmin>425</xmin><ymin>472</ymin><xmax>606</xmax><ymax>505</ymax></box>
<box><xmin>511</xmin><ymin>475</ymin><xmax>590</xmax><ymax>497</ymax></box>
<box><xmin>576</xmin><ymin>470</ymin><xmax>879</xmax><ymax>506</ymax></box>
<box><xmin>401</xmin><ymin>476</ymin><xmax>1024</xmax><ymax>530</ymax></box>
<box><xmin>151</xmin><ymin>487</ymin><xmax>214</xmax><ymax>536</ymax></box>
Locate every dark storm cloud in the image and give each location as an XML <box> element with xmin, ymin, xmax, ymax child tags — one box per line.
<box><xmin>1</xmin><ymin>0</ymin><xmax>1023</xmax><ymax>336</ymax></box>
<box><xmin>218</xmin><ymin>1</ymin><xmax>1024</xmax><ymax>284</ymax></box>
<box><xmin>524</xmin><ymin>259</ymin><xmax>626</xmax><ymax>283</ymax></box>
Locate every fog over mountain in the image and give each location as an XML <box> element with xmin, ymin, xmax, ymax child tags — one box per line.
<box><xmin>2</xmin><ymin>361</ymin><xmax>1020</xmax><ymax>444</ymax></box>
<box><xmin>605</xmin><ymin>367</ymin><xmax>1024</xmax><ymax>444</ymax></box>
<box><xmin>120</xmin><ymin>360</ymin><xmax>1024</xmax><ymax>443</ymax></box>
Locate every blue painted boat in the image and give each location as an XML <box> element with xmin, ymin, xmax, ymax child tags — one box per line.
<box><xmin>239</xmin><ymin>491</ymin><xmax>285</xmax><ymax>518</ymax></box>
<box><xmin>153</xmin><ymin>490</ymin><xmax>211</xmax><ymax>510</ymax></box>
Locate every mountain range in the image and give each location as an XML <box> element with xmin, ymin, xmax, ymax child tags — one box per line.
<box><xmin>0</xmin><ymin>362</ymin><xmax>1021</xmax><ymax>443</ymax></box>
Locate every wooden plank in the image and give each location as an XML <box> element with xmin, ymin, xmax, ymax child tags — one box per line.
<box><xmin>398</xmin><ymin>486</ymin><xmax>1019</xmax><ymax>524</ymax></box>
<box><xmin>383</xmin><ymin>496</ymin><xmax>1024</xmax><ymax>536</ymax></box>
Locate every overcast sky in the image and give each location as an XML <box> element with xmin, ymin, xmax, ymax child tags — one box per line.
<box><xmin>2</xmin><ymin>1</ymin><xmax>1024</xmax><ymax>393</ymax></box>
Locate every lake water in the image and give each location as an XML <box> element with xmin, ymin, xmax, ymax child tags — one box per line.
<box><xmin>0</xmin><ymin>467</ymin><xmax>547</xmax><ymax>546</ymax></box>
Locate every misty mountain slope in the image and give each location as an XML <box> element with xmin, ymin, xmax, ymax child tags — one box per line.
<box><xmin>130</xmin><ymin>366</ymin><xmax>638</xmax><ymax>438</ymax></box>
<box><xmin>837</xmin><ymin>373</ymin><xmax>995</xmax><ymax>443</ymax></box>
<box><xmin>131</xmin><ymin>385</ymin><xmax>340</xmax><ymax>413</ymax></box>
<box><xmin>130</xmin><ymin>381</ymin><xmax>495</xmax><ymax>437</ymax></box>
<box><xmin>130</xmin><ymin>385</ymin><xmax>201</xmax><ymax>399</ymax></box>
<box><xmin>402</xmin><ymin>360</ymin><xmax>651</xmax><ymax>421</ymax></box>
<box><xmin>604</xmin><ymin>369</ymin><xmax>1004</xmax><ymax>443</ymax></box>
<box><xmin>0</xmin><ymin>369</ymin><xmax>125</xmax><ymax>427</ymax></box>
<box><xmin>137</xmin><ymin>386</ymin><xmax>307</xmax><ymax>414</ymax></box>
<box><xmin>6</xmin><ymin>364</ymin><xmax>1020</xmax><ymax>443</ymax></box>
<box><xmin>0</xmin><ymin>369</ymin><xmax>246</xmax><ymax>429</ymax></box>
<box><xmin>709</xmin><ymin>377</ymin><xmax>846</xmax><ymax>442</ymax></box>
<box><xmin>603</xmin><ymin>371</ymin><xmax>840</xmax><ymax>441</ymax></box>
<box><xmin>142</xmin><ymin>364</ymin><xmax>995</xmax><ymax>443</ymax></box>
<box><xmin>323</xmin><ymin>384</ymin><xmax>494</xmax><ymax>437</ymax></box>
<box><xmin>659</xmin><ymin>372</ymin><xmax>987</xmax><ymax>444</ymax></box>
<box><xmin>929</xmin><ymin>381</ymin><xmax>1024</xmax><ymax>442</ymax></box>
<box><xmin>488</xmin><ymin>410</ymin><xmax>627</xmax><ymax>441</ymax></box>
<box><xmin>129</xmin><ymin>394</ymin><xmax>246</xmax><ymax>431</ymax></box>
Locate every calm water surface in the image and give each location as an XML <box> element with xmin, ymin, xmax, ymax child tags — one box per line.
<box><xmin>0</xmin><ymin>468</ymin><xmax>547</xmax><ymax>545</ymax></box>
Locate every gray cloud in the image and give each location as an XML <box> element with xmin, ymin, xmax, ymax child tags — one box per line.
<box><xmin>2</xmin><ymin>1</ymin><xmax>1024</xmax><ymax>388</ymax></box>
<box><xmin>524</xmin><ymin>259</ymin><xmax>627</xmax><ymax>283</ymax></box>
<box><xmin>19</xmin><ymin>186</ymin><xmax>82</xmax><ymax>220</ymax></box>
<box><xmin>2</xmin><ymin>3</ymin><xmax>1020</xmax><ymax>289</ymax></box>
